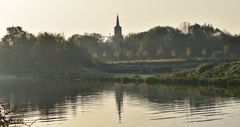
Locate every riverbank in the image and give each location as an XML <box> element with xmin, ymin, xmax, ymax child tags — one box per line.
<box><xmin>78</xmin><ymin>61</ymin><xmax>240</xmax><ymax>86</ymax></box>
<box><xmin>158</xmin><ymin>61</ymin><xmax>240</xmax><ymax>85</ymax></box>
<box><xmin>1</xmin><ymin>60</ymin><xmax>240</xmax><ymax>86</ymax></box>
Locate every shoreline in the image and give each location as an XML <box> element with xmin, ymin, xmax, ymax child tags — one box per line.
<box><xmin>0</xmin><ymin>73</ymin><xmax>240</xmax><ymax>86</ymax></box>
<box><xmin>0</xmin><ymin>60</ymin><xmax>239</xmax><ymax>86</ymax></box>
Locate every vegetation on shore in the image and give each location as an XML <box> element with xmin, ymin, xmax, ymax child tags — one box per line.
<box><xmin>0</xmin><ymin>27</ymin><xmax>101</xmax><ymax>77</ymax></box>
<box><xmin>128</xmin><ymin>61</ymin><xmax>240</xmax><ymax>85</ymax></box>
<box><xmin>79</xmin><ymin>61</ymin><xmax>240</xmax><ymax>86</ymax></box>
<box><xmin>0</xmin><ymin>25</ymin><xmax>239</xmax><ymax>83</ymax></box>
<box><xmin>159</xmin><ymin>61</ymin><xmax>240</xmax><ymax>85</ymax></box>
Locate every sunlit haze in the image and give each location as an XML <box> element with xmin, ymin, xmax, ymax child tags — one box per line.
<box><xmin>0</xmin><ymin>0</ymin><xmax>240</xmax><ymax>38</ymax></box>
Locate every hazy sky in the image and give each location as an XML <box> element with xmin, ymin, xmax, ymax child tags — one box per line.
<box><xmin>0</xmin><ymin>0</ymin><xmax>240</xmax><ymax>38</ymax></box>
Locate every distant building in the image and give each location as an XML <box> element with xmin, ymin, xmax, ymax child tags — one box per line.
<box><xmin>113</xmin><ymin>15</ymin><xmax>123</xmax><ymax>41</ymax></box>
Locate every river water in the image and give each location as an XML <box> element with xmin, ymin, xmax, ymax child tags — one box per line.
<box><xmin>0</xmin><ymin>79</ymin><xmax>240</xmax><ymax>127</ymax></box>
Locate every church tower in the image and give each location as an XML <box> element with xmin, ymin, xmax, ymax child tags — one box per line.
<box><xmin>114</xmin><ymin>15</ymin><xmax>123</xmax><ymax>41</ymax></box>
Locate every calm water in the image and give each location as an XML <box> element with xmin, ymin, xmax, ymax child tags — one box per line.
<box><xmin>1</xmin><ymin>79</ymin><xmax>240</xmax><ymax>127</ymax></box>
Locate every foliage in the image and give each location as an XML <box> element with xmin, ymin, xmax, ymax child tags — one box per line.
<box><xmin>164</xmin><ymin>61</ymin><xmax>240</xmax><ymax>85</ymax></box>
<box><xmin>1</xmin><ymin>23</ymin><xmax>240</xmax><ymax>78</ymax></box>
<box><xmin>111</xmin><ymin>23</ymin><xmax>240</xmax><ymax>60</ymax></box>
<box><xmin>0</xmin><ymin>27</ymin><xmax>100</xmax><ymax>76</ymax></box>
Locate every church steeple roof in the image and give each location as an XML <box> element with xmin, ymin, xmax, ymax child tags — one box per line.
<box><xmin>114</xmin><ymin>14</ymin><xmax>123</xmax><ymax>41</ymax></box>
<box><xmin>116</xmin><ymin>15</ymin><xmax>120</xmax><ymax>26</ymax></box>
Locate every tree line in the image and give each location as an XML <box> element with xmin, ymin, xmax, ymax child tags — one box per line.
<box><xmin>0</xmin><ymin>24</ymin><xmax>239</xmax><ymax>74</ymax></box>
<box><xmin>0</xmin><ymin>27</ymin><xmax>101</xmax><ymax>74</ymax></box>
<box><xmin>109</xmin><ymin>23</ymin><xmax>240</xmax><ymax>61</ymax></box>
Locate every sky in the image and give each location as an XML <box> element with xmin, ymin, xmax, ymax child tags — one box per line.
<box><xmin>0</xmin><ymin>0</ymin><xmax>240</xmax><ymax>38</ymax></box>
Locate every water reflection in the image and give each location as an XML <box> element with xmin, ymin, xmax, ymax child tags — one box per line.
<box><xmin>0</xmin><ymin>79</ymin><xmax>240</xmax><ymax>127</ymax></box>
<box><xmin>0</xmin><ymin>79</ymin><xmax>109</xmax><ymax>125</ymax></box>
<box><xmin>115</xmin><ymin>84</ymin><xmax>124</xmax><ymax>122</ymax></box>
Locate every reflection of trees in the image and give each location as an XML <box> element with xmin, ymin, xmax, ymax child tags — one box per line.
<box><xmin>0</xmin><ymin>79</ymin><xmax>109</xmax><ymax>119</ymax></box>
<box><xmin>115</xmin><ymin>84</ymin><xmax>124</xmax><ymax>123</ymax></box>
<box><xmin>112</xmin><ymin>83</ymin><xmax>240</xmax><ymax>123</ymax></box>
<box><xmin>1</xmin><ymin>80</ymin><xmax>240</xmax><ymax>124</ymax></box>
<box><xmin>116</xmin><ymin>83</ymin><xmax>240</xmax><ymax>110</ymax></box>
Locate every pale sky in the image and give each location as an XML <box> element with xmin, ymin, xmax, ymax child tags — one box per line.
<box><xmin>0</xmin><ymin>0</ymin><xmax>240</xmax><ymax>38</ymax></box>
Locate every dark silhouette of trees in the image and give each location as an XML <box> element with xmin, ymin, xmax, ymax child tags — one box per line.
<box><xmin>68</xmin><ymin>33</ymin><xmax>103</xmax><ymax>62</ymax></box>
<box><xmin>0</xmin><ymin>23</ymin><xmax>239</xmax><ymax>76</ymax></box>
<box><xmin>32</xmin><ymin>33</ymin><xmax>71</xmax><ymax>72</ymax></box>
<box><xmin>113</xmin><ymin>23</ymin><xmax>240</xmax><ymax>60</ymax></box>
<box><xmin>0</xmin><ymin>27</ymin><xmax>101</xmax><ymax>75</ymax></box>
<box><xmin>0</xmin><ymin>27</ymin><xmax>36</xmax><ymax>73</ymax></box>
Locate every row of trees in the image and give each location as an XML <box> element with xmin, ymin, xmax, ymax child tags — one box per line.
<box><xmin>0</xmin><ymin>27</ymin><xmax>102</xmax><ymax>74</ymax></box>
<box><xmin>107</xmin><ymin>23</ymin><xmax>240</xmax><ymax>60</ymax></box>
<box><xmin>67</xmin><ymin>23</ymin><xmax>239</xmax><ymax>62</ymax></box>
<box><xmin>0</xmin><ymin>24</ymin><xmax>239</xmax><ymax>74</ymax></box>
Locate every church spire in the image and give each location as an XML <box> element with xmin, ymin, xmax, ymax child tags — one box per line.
<box><xmin>116</xmin><ymin>14</ymin><xmax>120</xmax><ymax>26</ymax></box>
<box><xmin>114</xmin><ymin>14</ymin><xmax>123</xmax><ymax>41</ymax></box>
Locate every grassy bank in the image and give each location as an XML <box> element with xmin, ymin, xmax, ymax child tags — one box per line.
<box><xmin>2</xmin><ymin>61</ymin><xmax>240</xmax><ymax>86</ymax></box>
<box><xmin>78</xmin><ymin>61</ymin><xmax>240</xmax><ymax>86</ymax></box>
<box><xmin>144</xmin><ymin>61</ymin><xmax>240</xmax><ymax>85</ymax></box>
<box><xmin>159</xmin><ymin>61</ymin><xmax>240</xmax><ymax>85</ymax></box>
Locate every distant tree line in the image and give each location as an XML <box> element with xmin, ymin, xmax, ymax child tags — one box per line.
<box><xmin>0</xmin><ymin>27</ymin><xmax>102</xmax><ymax>74</ymax></box>
<box><xmin>0</xmin><ymin>24</ymin><xmax>239</xmax><ymax>74</ymax></box>
<box><xmin>108</xmin><ymin>23</ymin><xmax>240</xmax><ymax>61</ymax></box>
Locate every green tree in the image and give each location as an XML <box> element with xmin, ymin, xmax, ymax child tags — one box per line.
<box><xmin>1</xmin><ymin>26</ymin><xmax>36</xmax><ymax>73</ymax></box>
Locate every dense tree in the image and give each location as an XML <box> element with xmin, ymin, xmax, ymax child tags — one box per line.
<box><xmin>0</xmin><ymin>27</ymin><xmax>102</xmax><ymax>75</ymax></box>
<box><xmin>112</xmin><ymin>24</ymin><xmax>240</xmax><ymax>60</ymax></box>
<box><xmin>0</xmin><ymin>23</ymin><xmax>240</xmax><ymax>75</ymax></box>
<box><xmin>68</xmin><ymin>33</ymin><xmax>103</xmax><ymax>60</ymax></box>
<box><xmin>32</xmin><ymin>33</ymin><xmax>69</xmax><ymax>72</ymax></box>
<box><xmin>0</xmin><ymin>27</ymin><xmax>36</xmax><ymax>73</ymax></box>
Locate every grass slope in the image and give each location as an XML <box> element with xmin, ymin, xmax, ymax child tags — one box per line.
<box><xmin>158</xmin><ymin>61</ymin><xmax>240</xmax><ymax>85</ymax></box>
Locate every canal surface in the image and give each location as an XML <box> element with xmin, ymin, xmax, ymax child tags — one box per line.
<box><xmin>0</xmin><ymin>79</ymin><xmax>240</xmax><ymax>127</ymax></box>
